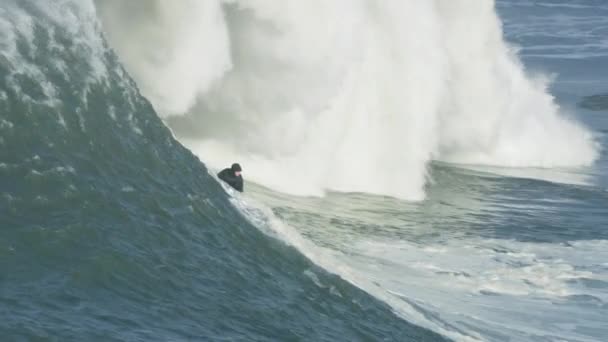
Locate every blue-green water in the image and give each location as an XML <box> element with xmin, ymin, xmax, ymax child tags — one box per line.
<box><xmin>1</xmin><ymin>1</ymin><xmax>607</xmax><ymax>341</ymax></box>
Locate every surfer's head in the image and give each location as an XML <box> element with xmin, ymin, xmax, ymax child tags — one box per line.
<box><xmin>231</xmin><ymin>163</ymin><xmax>242</xmax><ymax>176</ymax></box>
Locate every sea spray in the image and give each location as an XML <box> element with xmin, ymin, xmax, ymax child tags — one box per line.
<box><xmin>96</xmin><ymin>0</ymin><xmax>597</xmax><ymax>199</ymax></box>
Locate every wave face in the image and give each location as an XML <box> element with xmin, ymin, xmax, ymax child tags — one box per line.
<box><xmin>0</xmin><ymin>1</ymin><xmax>448</xmax><ymax>341</ymax></box>
<box><xmin>95</xmin><ymin>0</ymin><xmax>598</xmax><ymax>200</ymax></box>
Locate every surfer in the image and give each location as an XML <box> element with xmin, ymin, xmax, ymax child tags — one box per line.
<box><xmin>218</xmin><ymin>163</ymin><xmax>244</xmax><ymax>192</ymax></box>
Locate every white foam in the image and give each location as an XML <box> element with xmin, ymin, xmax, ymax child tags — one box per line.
<box><xmin>95</xmin><ymin>0</ymin><xmax>598</xmax><ymax>200</ymax></box>
<box><xmin>94</xmin><ymin>0</ymin><xmax>232</xmax><ymax>116</ymax></box>
<box><xmin>343</xmin><ymin>237</ymin><xmax>608</xmax><ymax>340</ymax></box>
<box><xmin>0</xmin><ymin>119</ymin><xmax>14</xmax><ymax>130</ymax></box>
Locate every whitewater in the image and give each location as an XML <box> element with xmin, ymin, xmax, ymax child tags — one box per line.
<box><xmin>2</xmin><ymin>0</ymin><xmax>608</xmax><ymax>341</ymax></box>
<box><xmin>95</xmin><ymin>0</ymin><xmax>597</xmax><ymax>200</ymax></box>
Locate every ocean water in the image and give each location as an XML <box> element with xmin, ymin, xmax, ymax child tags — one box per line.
<box><xmin>1</xmin><ymin>1</ymin><xmax>607</xmax><ymax>342</ymax></box>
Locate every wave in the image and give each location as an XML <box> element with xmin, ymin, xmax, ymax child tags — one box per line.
<box><xmin>579</xmin><ymin>93</ymin><xmax>608</xmax><ymax>111</ymax></box>
<box><xmin>3</xmin><ymin>2</ymin><xmax>607</xmax><ymax>341</ymax></box>
<box><xmin>0</xmin><ymin>1</ymin><xmax>449</xmax><ymax>341</ymax></box>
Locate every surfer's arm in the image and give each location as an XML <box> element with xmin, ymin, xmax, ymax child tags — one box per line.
<box><xmin>234</xmin><ymin>178</ymin><xmax>244</xmax><ymax>192</ymax></box>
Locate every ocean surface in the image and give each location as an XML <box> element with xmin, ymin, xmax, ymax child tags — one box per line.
<box><xmin>1</xmin><ymin>1</ymin><xmax>607</xmax><ymax>341</ymax></box>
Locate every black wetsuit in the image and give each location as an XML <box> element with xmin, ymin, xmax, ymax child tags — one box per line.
<box><xmin>218</xmin><ymin>168</ymin><xmax>244</xmax><ymax>192</ymax></box>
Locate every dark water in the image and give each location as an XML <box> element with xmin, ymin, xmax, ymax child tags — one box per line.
<box><xmin>2</xmin><ymin>1</ymin><xmax>608</xmax><ymax>342</ymax></box>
